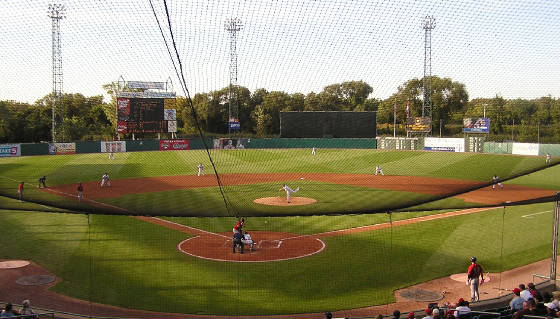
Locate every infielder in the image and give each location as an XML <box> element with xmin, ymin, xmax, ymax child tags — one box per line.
<box><xmin>375</xmin><ymin>165</ymin><xmax>384</xmax><ymax>176</ymax></box>
<box><xmin>197</xmin><ymin>163</ymin><xmax>204</xmax><ymax>176</ymax></box>
<box><xmin>100</xmin><ymin>173</ymin><xmax>111</xmax><ymax>187</ymax></box>
<box><xmin>38</xmin><ymin>176</ymin><xmax>47</xmax><ymax>188</ymax></box>
<box><xmin>281</xmin><ymin>184</ymin><xmax>300</xmax><ymax>203</ymax></box>
<box><xmin>312</xmin><ymin>147</ymin><xmax>316</xmax><ymax>155</ymax></box>
<box><xmin>492</xmin><ymin>174</ymin><xmax>503</xmax><ymax>190</ymax></box>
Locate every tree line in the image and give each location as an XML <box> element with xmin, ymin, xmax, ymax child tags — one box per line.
<box><xmin>1</xmin><ymin>76</ymin><xmax>559</xmax><ymax>143</ymax></box>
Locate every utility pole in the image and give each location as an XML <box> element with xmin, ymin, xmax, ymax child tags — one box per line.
<box><xmin>224</xmin><ymin>18</ymin><xmax>243</xmax><ymax>135</ymax></box>
<box><xmin>48</xmin><ymin>3</ymin><xmax>66</xmax><ymax>143</ymax></box>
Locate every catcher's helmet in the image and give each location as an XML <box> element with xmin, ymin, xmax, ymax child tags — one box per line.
<box><xmin>471</xmin><ymin>256</ymin><xmax>477</xmax><ymax>262</ymax></box>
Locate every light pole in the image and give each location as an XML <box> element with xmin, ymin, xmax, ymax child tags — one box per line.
<box><xmin>48</xmin><ymin>3</ymin><xmax>66</xmax><ymax>143</ymax></box>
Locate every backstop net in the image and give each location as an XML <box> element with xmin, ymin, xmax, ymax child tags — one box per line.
<box><xmin>1</xmin><ymin>0</ymin><xmax>560</xmax><ymax>317</ymax></box>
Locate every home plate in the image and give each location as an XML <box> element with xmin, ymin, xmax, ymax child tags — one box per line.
<box><xmin>450</xmin><ymin>273</ymin><xmax>491</xmax><ymax>282</ymax></box>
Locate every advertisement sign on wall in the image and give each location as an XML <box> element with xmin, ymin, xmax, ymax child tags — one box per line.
<box><xmin>463</xmin><ymin>118</ymin><xmax>490</xmax><ymax>133</ymax></box>
<box><xmin>167</xmin><ymin>120</ymin><xmax>177</xmax><ymax>133</ymax></box>
<box><xmin>164</xmin><ymin>109</ymin><xmax>176</xmax><ymax>121</ymax></box>
<box><xmin>117</xmin><ymin>122</ymin><xmax>128</xmax><ymax>134</ymax></box>
<box><xmin>159</xmin><ymin>139</ymin><xmax>190</xmax><ymax>151</ymax></box>
<box><xmin>406</xmin><ymin>117</ymin><xmax>431</xmax><ymax>133</ymax></box>
<box><xmin>0</xmin><ymin>144</ymin><xmax>21</xmax><ymax>157</ymax></box>
<box><xmin>101</xmin><ymin>141</ymin><xmax>126</xmax><ymax>153</ymax></box>
<box><xmin>48</xmin><ymin>143</ymin><xmax>76</xmax><ymax>155</ymax></box>
<box><xmin>512</xmin><ymin>143</ymin><xmax>539</xmax><ymax>156</ymax></box>
<box><xmin>424</xmin><ymin>137</ymin><xmax>465</xmax><ymax>152</ymax></box>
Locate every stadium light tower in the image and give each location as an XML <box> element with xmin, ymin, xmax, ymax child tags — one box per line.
<box><xmin>421</xmin><ymin>15</ymin><xmax>435</xmax><ymax>121</ymax></box>
<box><xmin>224</xmin><ymin>18</ymin><xmax>243</xmax><ymax>134</ymax></box>
<box><xmin>48</xmin><ymin>3</ymin><xmax>66</xmax><ymax>142</ymax></box>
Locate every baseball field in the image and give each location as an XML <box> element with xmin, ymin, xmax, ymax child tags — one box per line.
<box><xmin>0</xmin><ymin>149</ymin><xmax>559</xmax><ymax>316</ymax></box>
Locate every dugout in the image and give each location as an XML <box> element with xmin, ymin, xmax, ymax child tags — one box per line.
<box><xmin>280</xmin><ymin>111</ymin><xmax>377</xmax><ymax>138</ymax></box>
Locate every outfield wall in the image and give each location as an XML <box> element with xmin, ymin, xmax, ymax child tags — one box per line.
<box><xmin>4</xmin><ymin>138</ymin><xmax>560</xmax><ymax>157</ymax></box>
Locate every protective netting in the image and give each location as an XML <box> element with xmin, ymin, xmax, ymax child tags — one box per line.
<box><xmin>1</xmin><ymin>0</ymin><xmax>560</xmax><ymax>317</ymax></box>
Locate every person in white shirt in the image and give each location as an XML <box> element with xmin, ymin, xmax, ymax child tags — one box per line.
<box><xmin>375</xmin><ymin>165</ymin><xmax>384</xmax><ymax>176</ymax></box>
<box><xmin>280</xmin><ymin>184</ymin><xmax>300</xmax><ymax>203</ymax></box>
<box><xmin>197</xmin><ymin>163</ymin><xmax>204</xmax><ymax>176</ymax></box>
<box><xmin>242</xmin><ymin>231</ymin><xmax>255</xmax><ymax>251</ymax></box>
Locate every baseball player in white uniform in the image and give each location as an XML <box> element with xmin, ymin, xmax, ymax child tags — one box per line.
<box><xmin>197</xmin><ymin>163</ymin><xmax>204</xmax><ymax>176</ymax></box>
<box><xmin>242</xmin><ymin>231</ymin><xmax>255</xmax><ymax>251</ymax></box>
<box><xmin>375</xmin><ymin>165</ymin><xmax>384</xmax><ymax>176</ymax></box>
<box><xmin>546</xmin><ymin>154</ymin><xmax>551</xmax><ymax>164</ymax></box>
<box><xmin>281</xmin><ymin>184</ymin><xmax>300</xmax><ymax>203</ymax></box>
<box><xmin>492</xmin><ymin>175</ymin><xmax>503</xmax><ymax>190</ymax></box>
<box><xmin>312</xmin><ymin>147</ymin><xmax>316</xmax><ymax>155</ymax></box>
<box><xmin>100</xmin><ymin>173</ymin><xmax>111</xmax><ymax>187</ymax></box>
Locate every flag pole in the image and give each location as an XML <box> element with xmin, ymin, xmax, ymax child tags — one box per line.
<box><xmin>393</xmin><ymin>98</ymin><xmax>397</xmax><ymax>137</ymax></box>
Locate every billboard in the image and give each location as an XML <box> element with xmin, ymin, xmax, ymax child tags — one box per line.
<box><xmin>406</xmin><ymin>117</ymin><xmax>431</xmax><ymax>133</ymax></box>
<box><xmin>48</xmin><ymin>143</ymin><xmax>76</xmax><ymax>155</ymax></box>
<box><xmin>512</xmin><ymin>143</ymin><xmax>539</xmax><ymax>156</ymax></box>
<box><xmin>0</xmin><ymin>144</ymin><xmax>20</xmax><ymax>157</ymax></box>
<box><xmin>101</xmin><ymin>141</ymin><xmax>126</xmax><ymax>153</ymax></box>
<box><xmin>424</xmin><ymin>137</ymin><xmax>465</xmax><ymax>152</ymax></box>
<box><xmin>228</xmin><ymin>120</ymin><xmax>241</xmax><ymax>131</ymax></box>
<box><xmin>159</xmin><ymin>139</ymin><xmax>190</xmax><ymax>151</ymax></box>
<box><xmin>463</xmin><ymin>118</ymin><xmax>490</xmax><ymax>133</ymax></box>
<box><xmin>213</xmin><ymin>138</ymin><xmax>248</xmax><ymax>149</ymax></box>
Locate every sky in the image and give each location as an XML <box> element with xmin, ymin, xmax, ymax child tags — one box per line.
<box><xmin>1</xmin><ymin>0</ymin><xmax>560</xmax><ymax>104</ymax></box>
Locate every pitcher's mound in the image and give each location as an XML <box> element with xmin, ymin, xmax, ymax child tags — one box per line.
<box><xmin>254</xmin><ymin>196</ymin><xmax>317</xmax><ymax>206</ymax></box>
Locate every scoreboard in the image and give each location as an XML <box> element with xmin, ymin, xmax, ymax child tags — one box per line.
<box><xmin>117</xmin><ymin>97</ymin><xmax>176</xmax><ymax>134</ymax></box>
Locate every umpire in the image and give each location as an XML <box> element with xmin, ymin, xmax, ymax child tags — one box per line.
<box><xmin>233</xmin><ymin>231</ymin><xmax>244</xmax><ymax>254</ymax></box>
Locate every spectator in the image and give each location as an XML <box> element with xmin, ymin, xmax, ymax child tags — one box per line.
<box><xmin>510</xmin><ymin>288</ymin><xmax>524</xmax><ymax>311</ymax></box>
<box><xmin>21</xmin><ymin>300</ymin><xmax>36</xmax><ymax>318</ymax></box>
<box><xmin>527</xmin><ymin>282</ymin><xmax>543</xmax><ymax>302</ymax></box>
<box><xmin>519</xmin><ymin>284</ymin><xmax>533</xmax><ymax>301</ymax></box>
<box><xmin>454</xmin><ymin>298</ymin><xmax>471</xmax><ymax>319</ymax></box>
<box><xmin>325</xmin><ymin>312</ymin><xmax>333</xmax><ymax>319</ymax></box>
<box><xmin>513</xmin><ymin>299</ymin><xmax>536</xmax><ymax>319</ymax></box>
<box><xmin>376</xmin><ymin>314</ymin><xmax>384</xmax><ymax>319</ymax></box>
<box><xmin>445</xmin><ymin>311</ymin><xmax>455</xmax><ymax>319</ymax></box>
<box><xmin>432</xmin><ymin>308</ymin><xmax>441</xmax><ymax>319</ymax></box>
<box><xmin>551</xmin><ymin>291</ymin><xmax>560</xmax><ymax>309</ymax></box>
<box><xmin>408</xmin><ymin>312</ymin><xmax>416</xmax><ymax>319</ymax></box>
<box><xmin>0</xmin><ymin>303</ymin><xmax>20</xmax><ymax>318</ymax></box>
<box><xmin>393</xmin><ymin>310</ymin><xmax>401</xmax><ymax>319</ymax></box>
<box><xmin>423</xmin><ymin>308</ymin><xmax>433</xmax><ymax>319</ymax></box>
<box><xmin>544</xmin><ymin>302</ymin><xmax>557</xmax><ymax>317</ymax></box>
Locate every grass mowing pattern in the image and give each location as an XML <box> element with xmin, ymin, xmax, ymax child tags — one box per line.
<box><xmin>1</xmin><ymin>149</ymin><xmax>552</xmax><ymax>215</ymax></box>
<box><xmin>0</xmin><ymin>202</ymin><xmax>556</xmax><ymax>315</ymax></box>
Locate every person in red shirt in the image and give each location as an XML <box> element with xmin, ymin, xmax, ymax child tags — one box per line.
<box><xmin>18</xmin><ymin>181</ymin><xmax>24</xmax><ymax>202</ymax></box>
<box><xmin>77</xmin><ymin>182</ymin><xmax>84</xmax><ymax>202</ymax></box>
<box><xmin>467</xmin><ymin>256</ymin><xmax>484</xmax><ymax>302</ymax></box>
<box><xmin>233</xmin><ymin>217</ymin><xmax>245</xmax><ymax>234</ymax></box>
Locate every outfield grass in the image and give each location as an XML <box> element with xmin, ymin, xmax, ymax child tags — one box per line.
<box><xmin>0</xmin><ymin>202</ymin><xmax>556</xmax><ymax>315</ymax></box>
<box><xmin>0</xmin><ymin>149</ymin><xmax>551</xmax><ymax>215</ymax></box>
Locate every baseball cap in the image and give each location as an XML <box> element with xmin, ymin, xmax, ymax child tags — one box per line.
<box><xmin>471</xmin><ymin>256</ymin><xmax>477</xmax><ymax>262</ymax></box>
<box><xmin>513</xmin><ymin>288</ymin><xmax>521</xmax><ymax>294</ymax></box>
<box><xmin>457</xmin><ymin>298</ymin><xmax>465</xmax><ymax>304</ymax></box>
<box><xmin>425</xmin><ymin>308</ymin><xmax>432</xmax><ymax>315</ymax></box>
<box><xmin>432</xmin><ymin>309</ymin><xmax>440</xmax><ymax>316</ymax></box>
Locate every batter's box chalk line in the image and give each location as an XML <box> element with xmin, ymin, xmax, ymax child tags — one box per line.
<box><xmin>257</xmin><ymin>240</ymin><xmax>283</xmax><ymax>249</ymax></box>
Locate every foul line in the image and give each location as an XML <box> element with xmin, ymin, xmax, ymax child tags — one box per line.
<box><xmin>148</xmin><ymin>217</ymin><xmax>230</xmax><ymax>238</ymax></box>
<box><xmin>522</xmin><ymin>210</ymin><xmax>553</xmax><ymax>218</ymax></box>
